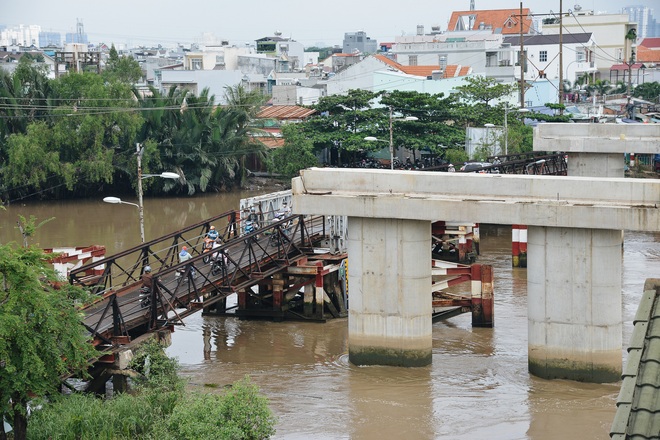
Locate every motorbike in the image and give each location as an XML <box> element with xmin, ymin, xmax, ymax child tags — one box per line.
<box><xmin>202</xmin><ymin>238</ymin><xmax>214</xmax><ymax>263</ymax></box>
<box><xmin>268</xmin><ymin>212</ymin><xmax>292</xmax><ymax>247</ymax></box>
<box><xmin>244</xmin><ymin>219</ymin><xmax>255</xmax><ymax>235</ymax></box>
<box><xmin>139</xmin><ymin>287</ymin><xmax>151</xmax><ymax>308</ymax></box>
<box><xmin>210</xmin><ymin>250</ymin><xmax>228</xmax><ymax>277</ymax></box>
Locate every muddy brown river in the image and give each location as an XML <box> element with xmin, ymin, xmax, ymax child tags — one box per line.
<box><xmin>1</xmin><ymin>192</ymin><xmax>658</xmax><ymax>439</ymax></box>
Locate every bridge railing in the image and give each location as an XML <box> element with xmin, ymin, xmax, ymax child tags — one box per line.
<box><xmin>79</xmin><ymin>214</ymin><xmax>327</xmax><ymax>342</ymax></box>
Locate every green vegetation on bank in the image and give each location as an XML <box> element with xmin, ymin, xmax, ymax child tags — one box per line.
<box><xmin>0</xmin><ymin>56</ymin><xmax>268</xmax><ymax>202</ymax></box>
<box><xmin>0</xmin><ymin>240</ymin><xmax>276</xmax><ymax>440</ymax></box>
<box><xmin>1</xmin><ymin>56</ymin><xmax>536</xmax><ymax>200</ymax></box>
<box><xmin>26</xmin><ymin>341</ymin><xmax>276</xmax><ymax>440</ymax></box>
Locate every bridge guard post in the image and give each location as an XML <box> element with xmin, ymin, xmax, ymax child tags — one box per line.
<box><xmin>303</xmin><ymin>283</ymin><xmax>314</xmax><ymax>317</ymax></box>
<box><xmin>528</xmin><ymin>226</ymin><xmax>622</xmax><ymax>383</ymax></box>
<box><xmin>347</xmin><ymin>217</ymin><xmax>432</xmax><ymax>367</ymax></box>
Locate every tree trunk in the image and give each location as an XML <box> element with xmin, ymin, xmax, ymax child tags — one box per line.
<box><xmin>11</xmin><ymin>397</ymin><xmax>27</xmax><ymax>440</ymax></box>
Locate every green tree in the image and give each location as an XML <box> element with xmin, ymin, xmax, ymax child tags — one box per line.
<box><xmin>269</xmin><ymin>124</ymin><xmax>319</xmax><ymax>178</ymax></box>
<box><xmin>633</xmin><ymin>81</ymin><xmax>660</xmax><ymax>102</ymax></box>
<box><xmin>454</xmin><ymin>76</ymin><xmax>517</xmax><ymax>105</ymax></box>
<box><xmin>26</xmin><ymin>339</ymin><xmax>276</xmax><ymax>440</ymax></box>
<box><xmin>0</xmin><ymin>243</ymin><xmax>96</xmax><ymax>440</ymax></box>
<box><xmin>103</xmin><ymin>45</ymin><xmax>143</xmax><ymax>84</ymax></box>
<box><xmin>380</xmin><ymin>90</ymin><xmax>465</xmax><ymax>158</ymax></box>
<box><xmin>303</xmin><ymin>89</ymin><xmax>384</xmax><ymax>165</ymax></box>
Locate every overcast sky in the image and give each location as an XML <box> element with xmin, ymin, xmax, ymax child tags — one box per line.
<box><xmin>2</xmin><ymin>0</ymin><xmax>657</xmax><ymax>48</ymax></box>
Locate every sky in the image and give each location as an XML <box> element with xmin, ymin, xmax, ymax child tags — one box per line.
<box><xmin>2</xmin><ymin>0</ymin><xmax>657</xmax><ymax>48</ymax></box>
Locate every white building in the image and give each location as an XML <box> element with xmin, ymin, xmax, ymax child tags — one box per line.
<box><xmin>503</xmin><ymin>32</ymin><xmax>598</xmax><ymax>87</ymax></box>
<box><xmin>542</xmin><ymin>11</ymin><xmax>637</xmax><ymax>72</ymax></box>
<box><xmin>0</xmin><ymin>24</ymin><xmax>41</xmax><ymax>48</ymax></box>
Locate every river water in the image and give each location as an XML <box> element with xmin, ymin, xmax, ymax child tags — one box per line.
<box><xmin>2</xmin><ymin>192</ymin><xmax>659</xmax><ymax>440</ymax></box>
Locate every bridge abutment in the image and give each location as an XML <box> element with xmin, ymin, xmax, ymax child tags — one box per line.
<box><xmin>347</xmin><ymin>217</ymin><xmax>432</xmax><ymax>367</ymax></box>
<box><xmin>527</xmin><ymin>226</ymin><xmax>622</xmax><ymax>382</ymax></box>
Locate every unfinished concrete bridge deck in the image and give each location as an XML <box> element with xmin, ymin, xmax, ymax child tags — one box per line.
<box><xmin>292</xmin><ymin>165</ymin><xmax>660</xmax><ymax>381</ymax></box>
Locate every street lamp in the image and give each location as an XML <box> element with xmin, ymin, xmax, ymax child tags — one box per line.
<box><xmin>104</xmin><ymin>144</ymin><xmax>180</xmax><ymax>243</ymax></box>
<box><xmin>364</xmin><ymin>107</ymin><xmax>418</xmax><ymax>170</ymax></box>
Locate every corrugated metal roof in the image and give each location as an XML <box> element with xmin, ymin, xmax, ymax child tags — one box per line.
<box><xmin>611</xmin><ymin>279</ymin><xmax>660</xmax><ymax>439</ymax></box>
<box><xmin>257</xmin><ymin>105</ymin><xmax>316</xmax><ymax>120</ymax></box>
<box><xmin>503</xmin><ymin>32</ymin><xmax>592</xmax><ymax>46</ymax></box>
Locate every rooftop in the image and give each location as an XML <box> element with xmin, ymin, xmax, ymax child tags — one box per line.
<box><xmin>611</xmin><ymin>279</ymin><xmax>660</xmax><ymax>440</ymax></box>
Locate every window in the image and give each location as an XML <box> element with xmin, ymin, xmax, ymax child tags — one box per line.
<box><xmin>191</xmin><ymin>59</ymin><xmax>202</xmax><ymax>70</ymax></box>
<box><xmin>539</xmin><ymin>51</ymin><xmax>547</xmax><ymax>62</ymax></box>
<box><xmin>409</xmin><ymin>55</ymin><xmax>418</xmax><ymax>66</ymax></box>
<box><xmin>616</xmin><ymin>48</ymin><xmax>623</xmax><ymax>62</ymax></box>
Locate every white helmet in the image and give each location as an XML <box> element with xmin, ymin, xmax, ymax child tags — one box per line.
<box><xmin>144</xmin><ymin>266</ymin><xmax>151</xmax><ymax>273</ymax></box>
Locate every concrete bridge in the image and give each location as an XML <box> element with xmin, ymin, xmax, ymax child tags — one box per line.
<box><xmin>292</xmin><ymin>123</ymin><xmax>660</xmax><ymax>382</ymax></box>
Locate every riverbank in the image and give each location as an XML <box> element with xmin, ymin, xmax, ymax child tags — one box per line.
<box><xmin>242</xmin><ymin>175</ymin><xmax>291</xmax><ymax>192</ymax></box>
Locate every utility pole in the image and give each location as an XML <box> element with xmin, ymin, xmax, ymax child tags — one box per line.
<box><xmin>627</xmin><ymin>48</ymin><xmax>636</xmax><ymax>119</ymax></box>
<box><xmin>559</xmin><ymin>0</ymin><xmax>564</xmax><ymax>113</ymax></box>
<box><xmin>389</xmin><ymin>106</ymin><xmax>394</xmax><ymax>170</ymax></box>
<box><xmin>136</xmin><ymin>143</ymin><xmax>145</xmax><ymax>243</ymax></box>
<box><xmin>519</xmin><ymin>2</ymin><xmax>525</xmax><ymax>109</ymax></box>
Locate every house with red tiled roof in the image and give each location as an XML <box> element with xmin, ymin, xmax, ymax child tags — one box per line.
<box><xmin>447</xmin><ymin>9</ymin><xmax>534</xmax><ymax>35</ymax></box>
<box><xmin>391</xmin><ymin>17</ymin><xmax>519</xmax><ymax>83</ymax></box>
<box><xmin>637</xmin><ymin>38</ymin><xmax>660</xmax><ymax>65</ymax></box>
<box><xmin>325</xmin><ymin>54</ymin><xmax>474</xmax><ymax>98</ymax></box>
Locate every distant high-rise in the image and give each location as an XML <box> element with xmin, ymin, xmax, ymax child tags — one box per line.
<box><xmin>39</xmin><ymin>31</ymin><xmax>61</xmax><ymax>47</ymax></box>
<box><xmin>65</xmin><ymin>19</ymin><xmax>88</xmax><ymax>44</ymax></box>
<box><xmin>342</xmin><ymin>31</ymin><xmax>377</xmax><ymax>55</ymax></box>
<box><xmin>623</xmin><ymin>5</ymin><xmax>658</xmax><ymax>38</ymax></box>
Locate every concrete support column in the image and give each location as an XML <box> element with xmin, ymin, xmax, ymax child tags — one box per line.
<box><xmin>347</xmin><ymin>217</ymin><xmax>431</xmax><ymax>367</ymax></box>
<box><xmin>567</xmin><ymin>153</ymin><xmax>624</xmax><ymax>177</ymax></box>
<box><xmin>528</xmin><ymin>226</ymin><xmax>622</xmax><ymax>382</ymax></box>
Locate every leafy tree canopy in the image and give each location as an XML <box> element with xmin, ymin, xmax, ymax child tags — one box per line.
<box><xmin>454</xmin><ymin>75</ymin><xmax>517</xmax><ymax>105</ymax></box>
<box><xmin>0</xmin><ymin>243</ymin><xmax>97</xmax><ymax>440</ymax></box>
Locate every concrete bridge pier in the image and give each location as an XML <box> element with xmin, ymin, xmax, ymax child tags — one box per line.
<box><xmin>528</xmin><ymin>226</ymin><xmax>622</xmax><ymax>382</ymax></box>
<box><xmin>347</xmin><ymin>217</ymin><xmax>432</xmax><ymax>367</ymax></box>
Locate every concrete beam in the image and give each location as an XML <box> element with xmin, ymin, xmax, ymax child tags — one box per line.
<box><xmin>292</xmin><ymin>168</ymin><xmax>660</xmax><ymax>231</ymax></box>
<box><xmin>534</xmin><ymin>123</ymin><xmax>660</xmax><ymax>153</ymax></box>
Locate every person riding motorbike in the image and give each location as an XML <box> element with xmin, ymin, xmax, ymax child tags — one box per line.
<box><xmin>210</xmin><ymin>238</ymin><xmax>228</xmax><ymax>276</ymax></box>
<box><xmin>177</xmin><ymin>246</ymin><xmax>195</xmax><ymax>277</ymax></box>
<box><xmin>140</xmin><ymin>266</ymin><xmax>153</xmax><ymax>308</ymax></box>
<box><xmin>207</xmin><ymin>225</ymin><xmax>219</xmax><ymax>241</ymax></box>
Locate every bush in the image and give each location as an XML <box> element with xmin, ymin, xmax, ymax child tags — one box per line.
<box><xmin>26</xmin><ymin>341</ymin><xmax>277</xmax><ymax>439</ymax></box>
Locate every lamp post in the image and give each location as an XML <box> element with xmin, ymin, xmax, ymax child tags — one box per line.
<box><xmin>104</xmin><ymin>143</ymin><xmax>180</xmax><ymax>243</ymax></box>
<box><xmin>365</xmin><ymin>108</ymin><xmax>418</xmax><ymax>170</ymax></box>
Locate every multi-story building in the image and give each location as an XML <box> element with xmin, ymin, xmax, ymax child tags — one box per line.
<box><xmin>392</xmin><ymin>10</ymin><xmax>532</xmax><ymax>83</ymax></box>
<box><xmin>38</xmin><ymin>31</ymin><xmax>61</xmax><ymax>48</ymax></box>
<box><xmin>0</xmin><ymin>24</ymin><xmax>41</xmax><ymax>47</ymax></box>
<box><xmin>342</xmin><ymin>31</ymin><xmax>377</xmax><ymax>55</ymax></box>
<box><xmin>623</xmin><ymin>5</ymin><xmax>658</xmax><ymax>39</ymax></box>
<box><xmin>255</xmin><ymin>32</ymin><xmax>304</xmax><ymax>70</ymax></box>
<box><xmin>503</xmin><ymin>32</ymin><xmax>598</xmax><ymax>85</ymax></box>
<box><xmin>542</xmin><ymin>10</ymin><xmax>636</xmax><ymax>72</ymax></box>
